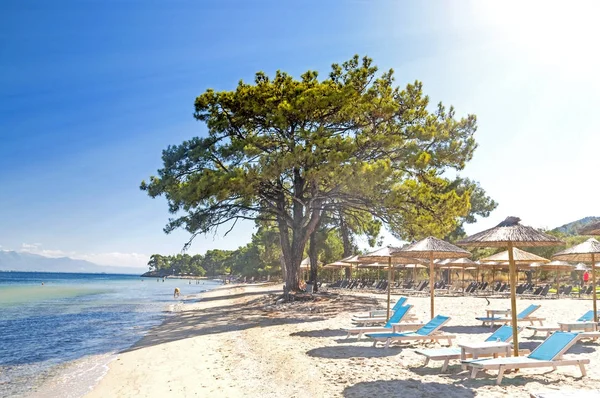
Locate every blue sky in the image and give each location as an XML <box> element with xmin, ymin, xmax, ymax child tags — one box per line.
<box><xmin>1</xmin><ymin>1</ymin><xmax>599</xmax><ymax>268</ymax></box>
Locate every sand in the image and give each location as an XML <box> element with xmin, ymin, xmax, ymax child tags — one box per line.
<box><xmin>84</xmin><ymin>284</ymin><xmax>600</xmax><ymax>397</ymax></box>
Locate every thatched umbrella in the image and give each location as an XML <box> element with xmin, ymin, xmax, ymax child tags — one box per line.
<box><xmin>442</xmin><ymin>257</ymin><xmax>478</xmax><ymax>292</ymax></box>
<box><xmin>553</xmin><ymin>238</ymin><xmax>600</xmax><ymax>322</ymax></box>
<box><xmin>530</xmin><ymin>260</ymin><xmax>574</xmax><ymax>297</ymax></box>
<box><xmin>397</xmin><ymin>237</ymin><xmax>471</xmax><ymax>319</ymax></box>
<box><xmin>480</xmin><ymin>248</ymin><xmax>550</xmax><ymax>264</ymax></box>
<box><xmin>458</xmin><ymin>216</ymin><xmax>563</xmax><ymax>357</ymax></box>
<box><xmin>358</xmin><ymin>247</ymin><xmax>419</xmax><ymax>320</ymax></box>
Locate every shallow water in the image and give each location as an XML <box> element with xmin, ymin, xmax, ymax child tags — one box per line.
<box><xmin>0</xmin><ymin>271</ymin><xmax>218</xmax><ymax>397</ymax></box>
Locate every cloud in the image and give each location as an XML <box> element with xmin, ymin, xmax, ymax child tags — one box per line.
<box><xmin>18</xmin><ymin>243</ymin><xmax>149</xmax><ymax>268</ymax></box>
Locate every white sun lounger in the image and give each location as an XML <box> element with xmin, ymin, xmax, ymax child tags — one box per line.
<box><xmin>366</xmin><ymin>315</ymin><xmax>455</xmax><ymax>348</ymax></box>
<box><xmin>463</xmin><ymin>332</ymin><xmax>591</xmax><ymax>385</ymax></box>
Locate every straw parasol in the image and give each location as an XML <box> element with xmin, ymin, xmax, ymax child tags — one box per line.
<box><xmin>480</xmin><ymin>248</ymin><xmax>550</xmax><ymax>264</ymax></box>
<box><xmin>458</xmin><ymin>216</ymin><xmax>563</xmax><ymax>357</ymax></box>
<box><xmin>323</xmin><ymin>261</ymin><xmax>352</xmax><ymax>269</ymax></box>
<box><xmin>358</xmin><ymin>247</ymin><xmax>419</xmax><ymax>320</ymax></box>
<box><xmin>396</xmin><ymin>236</ymin><xmax>471</xmax><ymax>319</ymax></box>
<box><xmin>553</xmin><ymin>238</ymin><xmax>600</xmax><ymax>322</ymax></box>
<box><xmin>442</xmin><ymin>257</ymin><xmax>478</xmax><ymax>292</ymax></box>
<box><xmin>530</xmin><ymin>260</ymin><xmax>574</xmax><ymax>297</ymax></box>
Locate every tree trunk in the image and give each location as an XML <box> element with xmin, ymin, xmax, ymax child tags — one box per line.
<box><xmin>308</xmin><ymin>229</ymin><xmax>318</xmax><ymax>293</ymax></box>
<box><xmin>340</xmin><ymin>214</ymin><xmax>353</xmax><ymax>279</ymax></box>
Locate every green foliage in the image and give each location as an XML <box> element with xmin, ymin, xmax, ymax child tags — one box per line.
<box><xmin>141</xmin><ymin>55</ymin><xmax>491</xmax><ymax>290</ymax></box>
<box><xmin>147</xmin><ymin>253</ymin><xmax>206</xmax><ymax>276</ymax></box>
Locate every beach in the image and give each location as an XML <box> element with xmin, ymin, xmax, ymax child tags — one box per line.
<box><xmin>79</xmin><ymin>283</ymin><xmax>600</xmax><ymax>397</ymax></box>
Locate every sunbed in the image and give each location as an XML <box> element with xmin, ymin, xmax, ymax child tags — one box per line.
<box><xmin>352</xmin><ymin>297</ymin><xmax>407</xmax><ymax>320</ymax></box>
<box><xmin>463</xmin><ymin>331</ymin><xmax>590</xmax><ymax>384</ymax></box>
<box><xmin>345</xmin><ymin>304</ymin><xmax>423</xmax><ymax>339</ymax></box>
<box><xmin>365</xmin><ymin>315</ymin><xmax>455</xmax><ymax>348</ymax></box>
<box><xmin>527</xmin><ymin>310</ymin><xmax>598</xmax><ymax>337</ymax></box>
<box><xmin>413</xmin><ymin>325</ymin><xmax>522</xmax><ymax>372</ymax></box>
<box><xmin>476</xmin><ymin>304</ymin><xmax>544</xmax><ymax>328</ymax></box>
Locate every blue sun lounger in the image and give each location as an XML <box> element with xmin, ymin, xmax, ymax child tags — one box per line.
<box><xmin>414</xmin><ymin>325</ymin><xmax>522</xmax><ymax>372</ymax></box>
<box><xmin>464</xmin><ymin>331</ymin><xmax>590</xmax><ymax>384</ymax></box>
<box><xmin>476</xmin><ymin>304</ymin><xmax>544</xmax><ymax>328</ymax></box>
<box><xmin>346</xmin><ymin>304</ymin><xmax>423</xmax><ymax>339</ymax></box>
<box><xmin>352</xmin><ymin>297</ymin><xmax>408</xmax><ymax>321</ymax></box>
<box><xmin>365</xmin><ymin>315</ymin><xmax>455</xmax><ymax>348</ymax></box>
<box><xmin>527</xmin><ymin>310</ymin><xmax>599</xmax><ymax>337</ymax></box>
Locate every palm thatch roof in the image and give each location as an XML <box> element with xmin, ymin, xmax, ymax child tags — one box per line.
<box><xmin>580</xmin><ymin>221</ymin><xmax>600</xmax><ymax>236</ymax></box>
<box><xmin>552</xmin><ymin>238</ymin><xmax>600</xmax><ymax>262</ymax></box>
<box><xmin>442</xmin><ymin>257</ymin><xmax>477</xmax><ymax>267</ymax></box>
<box><xmin>457</xmin><ymin>217</ymin><xmax>563</xmax><ymax>248</ymax></box>
<box><xmin>401</xmin><ymin>263</ymin><xmax>427</xmax><ymax>269</ymax></box>
<box><xmin>575</xmin><ymin>262</ymin><xmax>591</xmax><ymax>271</ymax></box>
<box><xmin>323</xmin><ymin>261</ymin><xmax>352</xmax><ymax>269</ymax></box>
<box><xmin>357</xmin><ymin>262</ymin><xmax>389</xmax><ymax>269</ymax></box>
<box><xmin>340</xmin><ymin>254</ymin><xmax>362</xmax><ymax>264</ymax></box>
<box><xmin>397</xmin><ymin>236</ymin><xmax>471</xmax><ymax>259</ymax></box>
<box><xmin>480</xmin><ymin>248</ymin><xmax>549</xmax><ymax>264</ymax></box>
<box><xmin>529</xmin><ymin>260</ymin><xmax>574</xmax><ymax>271</ymax></box>
<box><xmin>357</xmin><ymin>246</ymin><xmax>420</xmax><ymax>264</ymax></box>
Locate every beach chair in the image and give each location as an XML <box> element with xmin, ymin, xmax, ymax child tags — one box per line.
<box><xmin>527</xmin><ymin>310</ymin><xmax>598</xmax><ymax>337</ymax></box>
<box><xmin>352</xmin><ymin>297</ymin><xmax>407</xmax><ymax>320</ymax></box>
<box><xmin>365</xmin><ymin>315</ymin><xmax>455</xmax><ymax>348</ymax></box>
<box><xmin>345</xmin><ymin>305</ymin><xmax>423</xmax><ymax>339</ymax></box>
<box><xmin>414</xmin><ymin>325</ymin><xmax>522</xmax><ymax>372</ymax></box>
<box><xmin>476</xmin><ymin>304</ymin><xmax>544</xmax><ymax>328</ymax></box>
<box><xmin>463</xmin><ymin>332</ymin><xmax>590</xmax><ymax>385</ymax></box>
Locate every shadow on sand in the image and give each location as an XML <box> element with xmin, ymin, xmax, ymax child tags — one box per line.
<box><xmin>343</xmin><ymin>379</ymin><xmax>475</xmax><ymax>398</ymax></box>
<box><xmin>442</xmin><ymin>325</ymin><xmax>495</xmax><ymax>334</ymax></box>
<box><xmin>123</xmin><ymin>289</ymin><xmax>380</xmax><ymax>353</ymax></box>
<box><xmin>290</xmin><ymin>328</ymin><xmax>346</xmax><ymax>338</ymax></box>
<box><xmin>306</xmin><ymin>345</ymin><xmax>401</xmax><ymax>359</ymax></box>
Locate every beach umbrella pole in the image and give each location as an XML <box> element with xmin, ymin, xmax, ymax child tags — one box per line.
<box><xmin>507</xmin><ymin>243</ymin><xmax>519</xmax><ymax>357</ymax></box>
<box><xmin>386</xmin><ymin>257</ymin><xmax>392</xmax><ymax>321</ymax></box>
<box><xmin>429</xmin><ymin>252</ymin><xmax>435</xmax><ymax>319</ymax></box>
<box><xmin>556</xmin><ymin>266</ymin><xmax>559</xmax><ymax>298</ymax></box>
<box><xmin>593</xmin><ymin>254</ymin><xmax>597</xmax><ymax>323</ymax></box>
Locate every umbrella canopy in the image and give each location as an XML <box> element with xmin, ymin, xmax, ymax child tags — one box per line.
<box><xmin>340</xmin><ymin>254</ymin><xmax>362</xmax><ymax>264</ymax></box>
<box><xmin>552</xmin><ymin>238</ymin><xmax>600</xmax><ymax>262</ymax></box>
<box><xmin>457</xmin><ymin>216</ymin><xmax>563</xmax><ymax>358</ymax></box>
<box><xmin>356</xmin><ymin>262</ymin><xmax>388</xmax><ymax>269</ymax></box>
<box><xmin>401</xmin><ymin>263</ymin><xmax>427</xmax><ymax>269</ymax></box>
<box><xmin>529</xmin><ymin>260</ymin><xmax>574</xmax><ymax>271</ymax></box>
<box><xmin>442</xmin><ymin>257</ymin><xmax>477</xmax><ymax>267</ymax></box>
<box><xmin>530</xmin><ymin>260</ymin><xmax>574</xmax><ymax>297</ymax></box>
<box><xmin>575</xmin><ymin>262</ymin><xmax>590</xmax><ymax>271</ymax></box>
<box><xmin>358</xmin><ymin>247</ymin><xmax>419</xmax><ymax>320</ymax></box>
<box><xmin>323</xmin><ymin>261</ymin><xmax>352</xmax><ymax>269</ymax></box>
<box><xmin>553</xmin><ymin>238</ymin><xmax>600</xmax><ymax>321</ymax></box>
<box><xmin>580</xmin><ymin>221</ymin><xmax>600</xmax><ymax>236</ymax></box>
<box><xmin>398</xmin><ymin>236</ymin><xmax>471</xmax><ymax>319</ymax></box>
<box><xmin>480</xmin><ymin>248</ymin><xmax>550</xmax><ymax>264</ymax></box>
<box><xmin>398</xmin><ymin>237</ymin><xmax>471</xmax><ymax>259</ymax></box>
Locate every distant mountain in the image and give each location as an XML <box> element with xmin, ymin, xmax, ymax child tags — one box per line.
<box><xmin>0</xmin><ymin>251</ymin><xmax>144</xmax><ymax>275</ymax></box>
<box><xmin>552</xmin><ymin>216</ymin><xmax>600</xmax><ymax>236</ymax></box>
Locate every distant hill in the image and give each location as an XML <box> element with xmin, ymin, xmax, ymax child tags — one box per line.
<box><xmin>0</xmin><ymin>251</ymin><xmax>144</xmax><ymax>275</ymax></box>
<box><xmin>552</xmin><ymin>216</ymin><xmax>600</xmax><ymax>236</ymax></box>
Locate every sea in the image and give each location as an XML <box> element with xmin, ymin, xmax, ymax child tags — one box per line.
<box><xmin>0</xmin><ymin>271</ymin><xmax>220</xmax><ymax>398</ymax></box>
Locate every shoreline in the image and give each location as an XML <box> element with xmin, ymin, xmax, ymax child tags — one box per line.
<box><xmin>34</xmin><ymin>285</ymin><xmax>600</xmax><ymax>397</ymax></box>
<box><xmin>22</xmin><ymin>282</ymin><xmax>227</xmax><ymax>398</ymax></box>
